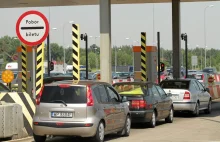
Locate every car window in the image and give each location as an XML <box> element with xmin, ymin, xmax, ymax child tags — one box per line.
<box><xmin>160</xmin><ymin>81</ymin><xmax>190</xmax><ymax>89</ymax></box>
<box><xmin>106</xmin><ymin>86</ymin><xmax>120</xmax><ymax>103</ymax></box>
<box><xmin>147</xmin><ymin>84</ymin><xmax>154</xmax><ymax>96</ymax></box>
<box><xmin>195</xmin><ymin>81</ymin><xmax>205</xmax><ymax>90</ymax></box>
<box><xmin>40</xmin><ymin>85</ymin><xmax>86</xmax><ymax>104</ymax></box>
<box><xmin>0</xmin><ymin>83</ymin><xmax>9</xmax><ymax>92</ymax></box>
<box><xmin>97</xmin><ymin>85</ymin><xmax>109</xmax><ymax>103</ymax></box>
<box><xmin>155</xmin><ymin>85</ymin><xmax>166</xmax><ymax>97</ymax></box>
<box><xmin>191</xmin><ymin>81</ymin><xmax>200</xmax><ymax>91</ymax></box>
<box><xmin>152</xmin><ymin>85</ymin><xmax>161</xmax><ymax>99</ymax></box>
<box><xmin>92</xmin><ymin>86</ymin><xmax>101</xmax><ymax>103</ymax></box>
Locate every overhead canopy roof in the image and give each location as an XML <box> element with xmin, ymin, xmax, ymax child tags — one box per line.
<box><xmin>0</xmin><ymin>0</ymin><xmax>217</xmax><ymax>8</ymax></box>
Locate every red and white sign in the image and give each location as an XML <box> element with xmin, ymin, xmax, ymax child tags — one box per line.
<box><xmin>16</xmin><ymin>10</ymin><xmax>49</xmax><ymax>46</ymax></box>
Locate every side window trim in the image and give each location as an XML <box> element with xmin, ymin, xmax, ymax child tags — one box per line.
<box><xmin>98</xmin><ymin>84</ymin><xmax>110</xmax><ymax>104</ymax></box>
<box><xmin>155</xmin><ymin>85</ymin><xmax>166</xmax><ymax>97</ymax></box>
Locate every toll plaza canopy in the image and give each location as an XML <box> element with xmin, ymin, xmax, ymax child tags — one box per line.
<box><xmin>0</xmin><ymin>0</ymin><xmax>216</xmax><ymax>8</ymax></box>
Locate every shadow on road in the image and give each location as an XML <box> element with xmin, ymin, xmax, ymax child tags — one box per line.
<box><xmin>131</xmin><ymin>120</ymin><xmax>167</xmax><ymax>129</ymax></box>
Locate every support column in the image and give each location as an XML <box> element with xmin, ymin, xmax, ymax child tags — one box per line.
<box><xmin>172</xmin><ymin>0</ymin><xmax>181</xmax><ymax>78</ymax></box>
<box><xmin>99</xmin><ymin>0</ymin><xmax>112</xmax><ymax>83</ymax></box>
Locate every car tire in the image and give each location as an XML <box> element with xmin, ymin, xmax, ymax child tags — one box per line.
<box><xmin>117</xmin><ymin>115</ymin><xmax>131</xmax><ymax>137</ymax></box>
<box><xmin>33</xmin><ymin>133</ymin><xmax>46</xmax><ymax>142</ymax></box>
<box><xmin>204</xmin><ymin>100</ymin><xmax>212</xmax><ymax>114</ymax></box>
<box><xmin>93</xmin><ymin>121</ymin><xmax>105</xmax><ymax>142</ymax></box>
<box><xmin>165</xmin><ymin>107</ymin><xmax>174</xmax><ymax>123</ymax></box>
<box><xmin>193</xmin><ymin>102</ymin><xmax>200</xmax><ymax>117</ymax></box>
<box><xmin>149</xmin><ymin>111</ymin><xmax>156</xmax><ymax>128</ymax></box>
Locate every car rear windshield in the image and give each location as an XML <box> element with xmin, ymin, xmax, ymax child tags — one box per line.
<box><xmin>113</xmin><ymin>84</ymin><xmax>148</xmax><ymax>95</ymax></box>
<box><xmin>40</xmin><ymin>85</ymin><xmax>86</xmax><ymax>104</ymax></box>
<box><xmin>160</xmin><ymin>81</ymin><xmax>190</xmax><ymax>89</ymax></box>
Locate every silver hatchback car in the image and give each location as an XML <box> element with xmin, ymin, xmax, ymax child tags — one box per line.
<box><xmin>33</xmin><ymin>80</ymin><xmax>131</xmax><ymax>142</ymax></box>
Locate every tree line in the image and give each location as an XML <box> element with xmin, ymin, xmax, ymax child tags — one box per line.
<box><xmin>0</xmin><ymin>36</ymin><xmax>220</xmax><ymax>71</ymax></box>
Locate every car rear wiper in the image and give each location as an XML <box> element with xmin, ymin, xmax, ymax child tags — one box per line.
<box><xmin>49</xmin><ymin>100</ymin><xmax>68</xmax><ymax>106</ymax></box>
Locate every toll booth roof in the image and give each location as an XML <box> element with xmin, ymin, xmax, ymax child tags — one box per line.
<box><xmin>0</xmin><ymin>0</ymin><xmax>214</xmax><ymax>8</ymax></box>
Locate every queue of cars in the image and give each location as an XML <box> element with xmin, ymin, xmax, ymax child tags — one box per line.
<box><xmin>32</xmin><ymin>75</ymin><xmax>212</xmax><ymax>142</ymax></box>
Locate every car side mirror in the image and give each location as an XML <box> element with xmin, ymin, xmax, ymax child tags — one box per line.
<box><xmin>121</xmin><ymin>96</ymin><xmax>128</xmax><ymax>102</ymax></box>
<box><xmin>166</xmin><ymin>93</ymin><xmax>172</xmax><ymax>97</ymax></box>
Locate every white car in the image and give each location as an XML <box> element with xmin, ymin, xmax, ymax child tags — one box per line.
<box><xmin>160</xmin><ymin>79</ymin><xmax>212</xmax><ymax>116</ymax></box>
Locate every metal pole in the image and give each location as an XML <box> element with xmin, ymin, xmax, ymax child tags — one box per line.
<box><xmin>210</xmin><ymin>48</ymin><xmax>211</xmax><ymax>67</ymax></box>
<box><xmin>185</xmin><ymin>35</ymin><xmax>188</xmax><ymax>78</ymax></box>
<box><xmin>157</xmin><ymin>32</ymin><xmax>161</xmax><ymax>84</ymax></box>
<box><xmin>85</xmin><ymin>34</ymin><xmax>88</xmax><ymax>79</ymax></box>
<box><xmin>204</xmin><ymin>8</ymin><xmax>207</xmax><ymax>68</ymax></box>
<box><xmin>32</xmin><ymin>48</ymin><xmax>36</xmax><ymax>98</ymax></box>
<box><xmin>64</xmin><ymin>48</ymin><xmax>66</xmax><ymax>73</ymax></box>
<box><xmin>115</xmin><ymin>46</ymin><xmax>117</xmax><ymax>73</ymax></box>
<box><xmin>47</xmin><ymin>35</ymin><xmax>50</xmax><ymax>76</ymax></box>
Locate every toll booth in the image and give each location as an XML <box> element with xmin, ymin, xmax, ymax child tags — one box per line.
<box><xmin>133</xmin><ymin>46</ymin><xmax>158</xmax><ymax>83</ymax></box>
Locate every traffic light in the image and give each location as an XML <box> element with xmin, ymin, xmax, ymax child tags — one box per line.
<box><xmin>160</xmin><ymin>62</ymin><xmax>165</xmax><ymax>72</ymax></box>
<box><xmin>49</xmin><ymin>61</ymin><xmax>54</xmax><ymax>71</ymax></box>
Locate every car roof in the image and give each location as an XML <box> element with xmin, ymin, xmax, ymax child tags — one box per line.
<box><xmin>113</xmin><ymin>81</ymin><xmax>154</xmax><ymax>86</ymax></box>
<box><xmin>44</xmin><ymin>80</ymin><xmax>110</xmax><ymax>86</ymax></box>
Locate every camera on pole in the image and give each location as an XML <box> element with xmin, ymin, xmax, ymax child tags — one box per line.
<box><xmin>80</xmin><ymin>33</ymin><xmax>89</xmax><ymax>79</ymax></box>
<box><xmin>49</xmin><ymin>61</ymin><xmax>54</xmax><ymax>71</ymax></box>
<box><xmin>181</xmin><ymin>33</ymin><xmax>188</xmax><ymax>78</ymax></box>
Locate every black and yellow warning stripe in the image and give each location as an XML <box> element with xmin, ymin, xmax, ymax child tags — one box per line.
<box><xmin>0</xmin><ymin>92</ymin><xmax>35</xmax><ymax>136</ymax></box>
<box><xmin>36</xmin><ymin>43</ymin><xmax>44</xmax><ymax>98</ymax></box>
<box><xmin>141</xmin><ymin>32</ymin><xmax>147</xmax><ymax>81</ymax></box>
<box><xmin>21</xmin><ymin>43</ymin><xmax>27</xmax><ymax>92</ymax></box>
<box><xmin>72</xmin><ymin>24</ymin><xmax>80</xmax><ymax>80</ymax></box>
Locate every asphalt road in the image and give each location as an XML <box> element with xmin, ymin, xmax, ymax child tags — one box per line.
<box><xmin>5</xmin><ymin>99</ymin><xmax>220</xmax><ymax>142</ymax></box>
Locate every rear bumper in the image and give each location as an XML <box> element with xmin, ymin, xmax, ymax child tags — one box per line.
<box><xmin>173</xmin><ymin>102</ymin><xmax>196</xmax><ymax>111</ymax></box>
<box><xmin>130</xmin><ymin>110</ymin><xmax>153</xmax><ymax>123</ymax></box>
<box><xmin>33</xmin><ymin>122</ymin><xmax>98</xmax><ymax>137</ymax></box>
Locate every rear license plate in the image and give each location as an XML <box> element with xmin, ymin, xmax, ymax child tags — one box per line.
<box><xmin>172</xmin><ymin>94</ymin><xmax>179</xmax><ymax>99</ymax></box>
<box><xmin>51</xmin><ymin>112</ymin><xmax>73</xmax><ymax>118</ymax></box>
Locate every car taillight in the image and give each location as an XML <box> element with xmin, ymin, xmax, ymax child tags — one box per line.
<box><xmin>183</xmin><ymin>91</ymin><xmax>190</xmax><ymax>100</ymax></box>
<box><xmin>58</xmin><ymin>84</ymin><xmax>70</xmax><ymax>88</ymax></box>
<box><xmin>131</xmin><ymin>100</ymin><xmax>147</xmax><ymax>109</ymax></box>
<box><xmin>87</xmin><ymin>86</ymin><xmax>94</xmax><ymax>106</ymax></box>
<box><xmin>36</xmin><ymin>86</ymin><xmax>44</xmax><ymax>105</ymax></box>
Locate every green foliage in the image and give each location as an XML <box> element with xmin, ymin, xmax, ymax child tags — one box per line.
<box><xmin>0</xmin><ymin>36</ymin><xmax>220</xmax><ymax>71</ymax></box>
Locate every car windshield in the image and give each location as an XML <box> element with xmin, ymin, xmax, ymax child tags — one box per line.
<box><xmin>113</xmin><ymin>83</ymin><xmax>148</xmax><ymax>95</ymax></box>
<box><xmin>203</xmin><ymin>68</ymin><xmax>214</xmax><ymax>73</ymax></box>
<box><xmin>0</xmin><ymin>83</ymin><xmax>9</xmax><ymax>92</ymax></box>
<box><xmin>160</xmin><ymin>80</ymin><xmax>190</xmax><ymax>89</ymax></box>
<box><xmin>117</xmin><ymin>72</ymin><xmax>130</xmax><ymax>78</ymax></box>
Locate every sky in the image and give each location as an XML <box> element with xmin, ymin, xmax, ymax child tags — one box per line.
<box><xmin>0</xmin><ymin>1</ymin><xmax>220</xmax><ymax>50</ymax></box>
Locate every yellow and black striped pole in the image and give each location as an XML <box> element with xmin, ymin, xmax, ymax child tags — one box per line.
<box><xmin>72</xmin><ymin>24</ymin><xmax>80</xmax><ymax>80</ymax></box>
<box><xmin>35</xmin><ymin>42</ymin><xmax>44</xmax><ymax>98</ymax></box>
<box><xmin>141</xmin><ymin>32</ymin><xmax>147</xmax><ymax>81</ymax></box>
<box><xmin>21</xmin><ymin>43</ymin><xmax>27</xmax><ymax>92</ymax></box>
